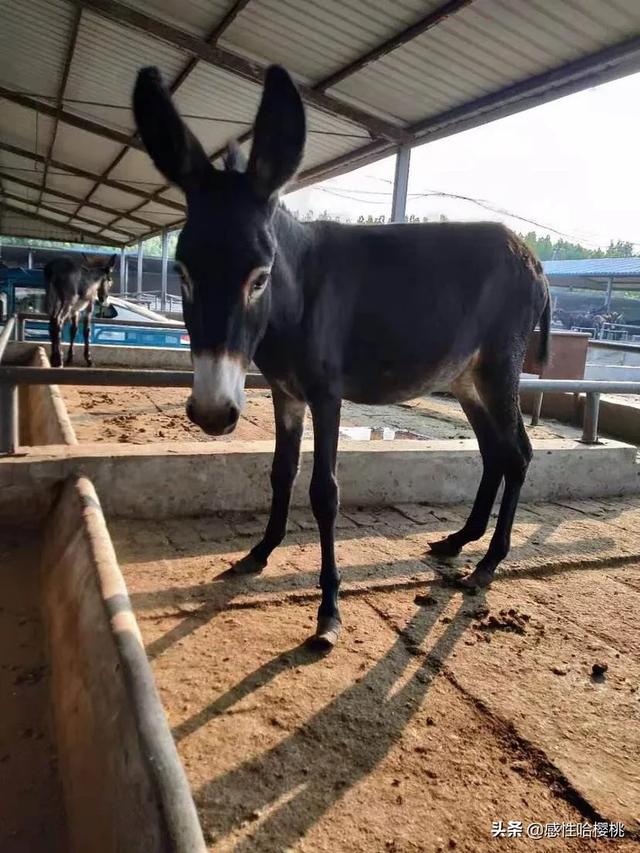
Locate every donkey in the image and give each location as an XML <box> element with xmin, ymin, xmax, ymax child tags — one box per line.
<box><xmin>44</xmin><ymin>253</ymin><xmax>115</xmax><ymax>367</ymax></box>
<box><xmin>134</xmin><ymin>65</ymin><xmax>550</xmax><ymax>648</ymax></box>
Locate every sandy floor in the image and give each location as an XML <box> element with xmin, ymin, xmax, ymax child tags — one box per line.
<box><xmin>110</xmin><ymin>497</ymin><xmax>640</xmax><ymax>852</ymax></box>
<box><xmin>62</xmin><ymin>387</ymin><xmax>576</xmax><ymax>445</ymax></box>
<box><xmin>0</xmin><ymin>531</ymin><xmax>67</xmax><ymax>852</ymax></box>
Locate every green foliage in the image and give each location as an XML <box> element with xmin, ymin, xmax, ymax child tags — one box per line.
<box><xmin>521</xmin><ymin>232</ymin><xmax>638</xmax><ymax>261</ymax></box>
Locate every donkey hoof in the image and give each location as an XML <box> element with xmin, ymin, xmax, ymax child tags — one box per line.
<box><xmin>231</xmin><ymin>552</ymin><xmax>266</xmax><ymax>575</ymax></box>
<box><xmin>428</xmin><ymin>537</ymin><xmax>461</xmax><ymax>558</ymax></box>
<box><xmin>85</xmin><ymin>358</ymin><xmax>93</xmax><ymax>367</ymax></box>
<box><xmin>51</xmin><ymin>356</ymin><xmax>62</xmax><ymax>368</ymax></box>
<box><xmin>308</xmin><ymin>616</ymin><xmax>341</xmax><ymax>650</ymax></box>
<box><xmin>460</xmin><ymin>565</ymin><xmax>494</xmax><ymax>589</ymax></box>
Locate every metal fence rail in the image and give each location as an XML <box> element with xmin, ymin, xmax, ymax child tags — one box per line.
<box><xmin>15</xmin><ymin>311</ymin><xmax>185</xmax><ymax>340</ymax></box>
<box><xmin>2</xmin><ymin>358</ymin><xmax>640</xmax><ymax>455</ymax></box>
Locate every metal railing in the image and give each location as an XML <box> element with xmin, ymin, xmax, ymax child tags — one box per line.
<box><xmin>15</xmin><ymin>311</ymin><xmax>185</xmax><ymax>341</ymax></box>
<box><xmin>2</xmin><ymin>356</ymin><xmax>640</xmax><ymax>454</ymax></box>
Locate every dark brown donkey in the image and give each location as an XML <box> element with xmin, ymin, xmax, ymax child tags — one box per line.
<box><xmin>133</xmin><ymin>65</ymin><xmax>550</xmax><ymax>648</ymax></box>
<box><xmin>44</xmin><ymin>254</ymin><xmax>115</xmax><ymax>367</ymax></box>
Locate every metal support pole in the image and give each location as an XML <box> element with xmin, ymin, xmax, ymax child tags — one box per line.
<box><xmin>119</xmin><ymin>248</ymin><xmax>126</xmax><ymax>296</ymax></box>
<box><xmin>123</xmin><ymin>253</ymin><xmax>129</xmax><ymax>297</ymax></box>
<box><xmin>17</xmin><ymin>316</ymin><xmax>26</xmax><ymax>341</ymax></box>
<box><xmin>581</xmin><ymin>392</ymin><xmax>600</xmax><ymax>444</ymax></box>
<box><xmin>137</xmin><ymin>241</ymin><xmax>143</xmax><ymax>296</ymax></box>
<box><xmin>0</xmin><ymin>383</ymin><xmax>18</xmax><ymax>455</ymax></box>
<box><xmin>27</xmin><ymin>250</ymin><xmax>33</xmax><ymax>270</ymax></box>
<box><xmin>390</xmin><ymin>144</ymin><xmax>411</xmax><ymax>223</ymax></box>
<box><xmin>161</xmin><ymin>229</ymin><xmax>169</xmax><ymax>313</ymax></box>
<box><xmin>604</xmin><ymin>277</ymin><xmax>613</xmax><ymax>312</ymax></box>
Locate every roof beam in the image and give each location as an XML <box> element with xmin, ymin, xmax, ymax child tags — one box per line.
<box><xmin>37</xmin><ymin>7</ymin><xmax>82</xmax><ymax>211</ymax></box>
<box><xmin>0</xmin><ymin>141</ymin><xmax>185</xmax><ymax>211</ymax></box>
<box><xmin>0</xmin><ymin>200</ymin><xmax>125</xmax><ymax>244</ymax></box>
<box><xmin>316</xmin><ymin>0</ymin><xmax>474</xmax><ymax>91</ymax></box>
<box><xmin>0</xmin><ymin>171</ymin><xmax>159</xmax><ymax>230</ymax></box>
<box><xmin>0</xmin><ymin>87</ymin><xmax>143</xmax><ymax>150</ymax></box>
<box><xmin>88</xmin><ymin>0</ymin><xmax>255</xmax><ymax>233</ymax></box>
<box><xmin>68</xmin><ymin>0</ymin><xmax>409</xmax><ymax>143</ymax></box>
<box><xmin>0</xmin><ymin>190</ymin><xmax>131</xmax><ymax>238</ymax></box>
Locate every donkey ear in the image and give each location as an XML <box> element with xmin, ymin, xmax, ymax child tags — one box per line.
<box><xmin>223</xmin><ymin>141</ymin><xmax>247</xmax><ymax>173</ymax></box>
<box><xmin>133</xmin><ymin>66</ymin><xmax>213</xmax><ymax>193</ymax></box>
<box><xmin>247</xmin><ymin>66</ymin><xmax>306</xmax><ymax>200</ymax></box>
<box><xmin>106</xmin><ymin>253</ymin><xmax>117</xmax><ymax>270</ymax></box>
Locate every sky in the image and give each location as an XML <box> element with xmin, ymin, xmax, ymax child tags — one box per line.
<box><xmin>285</xmin><ymin>69</ymin><xmax>640</xmax><ymax>251</ymax></box>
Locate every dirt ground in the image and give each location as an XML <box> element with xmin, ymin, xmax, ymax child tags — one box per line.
<box><xmin>111</xmin><ymin>497</ymin><xmax>640</xmax><ymax>852</ymax></box>
<box><xmin>62</xmin><ymin>387</ymin><xmax>576</xmax><ymax>445</ymax></box>
<box><xmin>0</xmin><ymin>531</ymin><xmax>67</xmax><ymax>852</ymax></box>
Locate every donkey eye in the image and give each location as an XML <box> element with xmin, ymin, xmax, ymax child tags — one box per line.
<box><xmin>252</xmin><ymin>272</ymin><xmax>269</xmax><ymax>292</ymax></box>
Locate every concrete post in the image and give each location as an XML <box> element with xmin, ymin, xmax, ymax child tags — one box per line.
<box><xmin>161</xmin><ymin>230</ymin><xmax>169</xmax><ymax>313</ymax></box>
<box><xmin>390</xmin><ymin>144</ymin><xmax>411</xmax><ymax>223</ymax></box>
<box><xmin>604</xmin><ymin>277</ymin><xmax>613</xmax><ymax>312</ymax></box>
<box><xmin>137</xmin><ymin>241</ymin><xmax>144</xmax><ymax>296</ymax></box>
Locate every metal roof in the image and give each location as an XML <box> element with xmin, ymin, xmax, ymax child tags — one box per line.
<box><xmin>2</xmin><ymin>0</ymin><xmax>640</xmax><ymax>246</ymax></box>
<box><xmin>544</xmin><ymin>258</ymin><xmax>640</xmax><ymax>277</ymax></box>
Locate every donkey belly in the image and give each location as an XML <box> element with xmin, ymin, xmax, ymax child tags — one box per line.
<box><xmin>342</xmin><ymin>353</ymin><xmax>474</xmax><ymax>405</ymax></box>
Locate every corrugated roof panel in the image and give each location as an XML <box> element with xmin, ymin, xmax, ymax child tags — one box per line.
<box><xmin>2</xmin><ymin>178</ymin><xmax>40</xmax><ymax>204</ymax></box>
<box><xmin>0</xmin><ymin>0</ymin><xmax>75</xmax><ymax>98</ymax></box>
<box><xmin>0</xmin><ymin>102</ymin><xmax>55</xmax><ymax>158</ymax></box>
<box><xmin>332</xmin><ymin>0</ymin><xmax>640</xmax><ymax>124</ymax></box>
<box><xmin>173</xmin><ymin>62</ymin><xmax>262</xmax><ymax>153</ymax></box>
<box><xmin>100</xmin><ymin>228</ymin><xmax>129</xmax><ymax>243</ymax></box>
<box><xmin>68</xmin><ymin>217</ymin><xmax>101</xmax><ymax>233</ymax></box>
<box><xmin>220</xmin><ymin>0</ymin><xmax>434</xmax><ymax>82</ymax></box>
<box><xmin>132</xmin><ymin>202</ymin><xmax>185</xmax><ymax>223</ymax></box>
<box><xmin>52</xmin><ymin>123</ymin><xmax>124</xmax><ymax>175</ymax></box>
<box><xmin>544</xmin><ymin>258</ymin><xmax>640</xmax><ymax>276</ymax></box>
<box><xmin>120</xmin><ymin>0</ymin><xmax>230</xmax><ymax>38</ymax></box>
<box><xmin>91</xmin><ymin>183</ymin><xmax>149</xmax><ymax>211</ymax></box>
<box><xmin>74</xmin><ymin>205</ymin><xmax>115</xmax><ymax>225</ymax></box>
<box><xmin>45</xmin><ymin>172</ymin><xmax>96</xmax><ymax>199</ymax></box>
<box><xmin>109</xmin><ymin>148</ymin><xmax>167</xmax><ymax>189</ymax></box>
<box><xmin>0</xmin><ymin>210</ymin><xmax>97</xmax><ymax>243</ymax></box>
<box><xmin>64</xmin><ymin>11</ymin><xmax>189</xmax><ymax>133</ymax></box>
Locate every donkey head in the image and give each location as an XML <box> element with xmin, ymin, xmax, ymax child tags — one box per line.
<box><xmin>133</xmin><ymin>65</ymin><xmax>306</xmax><ymax>435</ymax></box>
<box><xmin>82</xmin><ymin>253</ymin><xmax>116</xmax><ymax>305</ymax></box>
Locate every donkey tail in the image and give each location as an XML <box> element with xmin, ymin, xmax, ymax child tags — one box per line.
<box><xmin>537</xmin><ymin>284</ymin><xmax>551</xmax><ymax>366</ymax></box>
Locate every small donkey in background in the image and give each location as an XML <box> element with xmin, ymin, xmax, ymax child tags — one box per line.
<box><xmin>44</xmin><ymin>253</ymin><xmax>115</xmax><ymax>367</ymax></box>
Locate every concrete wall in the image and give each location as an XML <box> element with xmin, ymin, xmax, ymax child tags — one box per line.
<box><xmin>5</xmin><ymin>343</ymin><xmax>77</xmax><ymax>447</ymax></box>
<box><xmin>42</xmin><ymin>476</ymin><xmax>205</xmax><ymax>853</ymax></box>
<box><xmin>87</xmin><ymin>343</ymin><xmax>191</xmax><ymax>370</ymax></box>
<box><xmin>522</xmin><ymin>390</ymin><xmax>640</xmax><ymax>446</ymax></box>
<box><xmin>2</xmin><ymin>438</ymin><xmax>637</xmax><ymax>524</ymax></box>
<box><xmin>588</xmin><ymin>340</ymin><xmax>640</xmax><ymax>367</ymax></box>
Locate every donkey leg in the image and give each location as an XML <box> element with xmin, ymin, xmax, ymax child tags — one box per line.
<box><xmin>49</xmin><ymin>318</ymin><xmax>62</xmax><ymax>368</ymax></box>
<box><xmin>308</xmin><ymin>395</ymin><xmax>341</xmax><ymax>648</ymax></box>
<box><xmin>429</xmin><ymin>376</ymin><xmax>503</xmax><ymax>558</ymax></box>
<box><xmin>83</xmin><ymin>310</ymin><xmax>93</xmax><ymax>366</ymax></box>
<box><xmin>233</xmin><ymin>390</ymin><xmax>306</xmax><ymax>574</ymax></box>
<box><xmin>65</xmin><ymin>313</ymin><xmax>78</xmax><ymax>366</ymax></box>
<box><xmin>429</xmin><ymin>400</ymin><xmax>503</xmax><ymax>557</ymax></box>
<box><xmin>461</xmin><ymin>361</ymin><xmax>531</xmax><ymax>588</ymax></box>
